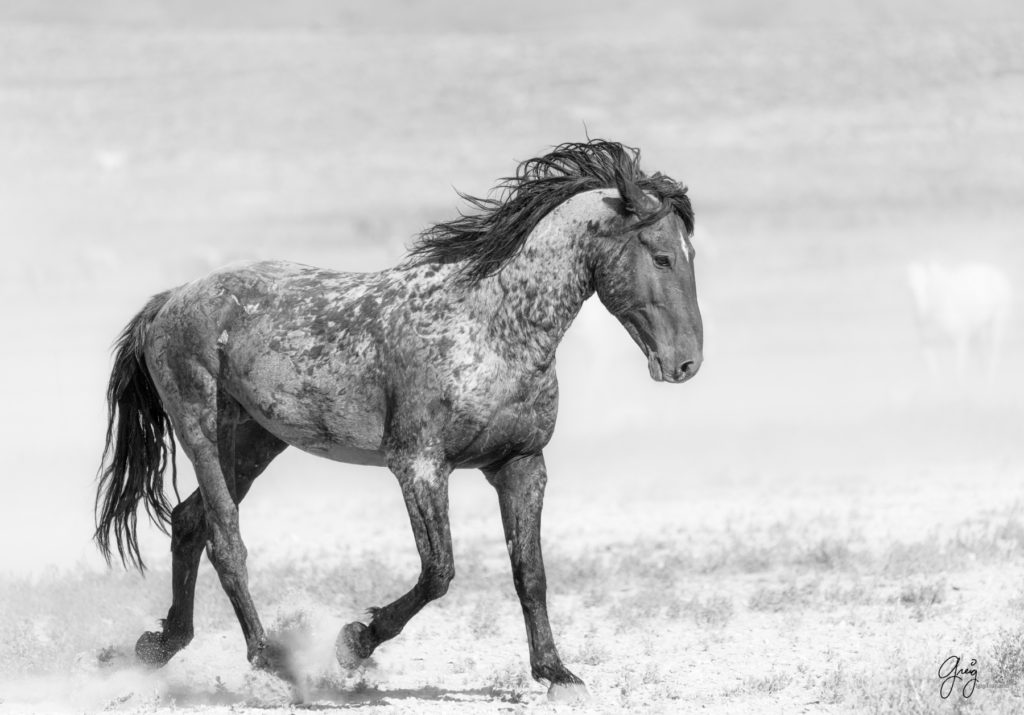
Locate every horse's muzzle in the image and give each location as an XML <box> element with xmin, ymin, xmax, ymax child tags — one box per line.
<box><xmin>648</xmin><ymin>352</ymin><xmax>702</xmax><ymax>384</ymax></box>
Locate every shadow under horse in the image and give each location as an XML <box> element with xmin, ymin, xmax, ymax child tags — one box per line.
<box><xmin>94</xmin><ymin>139</ymin><xmax>702</xmax><ymax>701</ymax></box>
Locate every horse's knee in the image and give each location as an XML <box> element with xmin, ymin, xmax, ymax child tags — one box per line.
<box><xmin>421</xmin><ymin>564</ymin><xmax>454</xmax><ymax>600</ymax></box>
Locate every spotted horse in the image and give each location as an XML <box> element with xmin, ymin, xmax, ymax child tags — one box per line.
<box><xmin>94</xmin><ymin>139</ymin><xmax>703</xmax><ymax>701</ymax></box>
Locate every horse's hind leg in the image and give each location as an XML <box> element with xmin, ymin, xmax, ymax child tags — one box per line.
<box><xmin>199</xmin><ymin>397</ymin><xmax>285</xmax><ymax>666</ymax></box>
<box><xmin>135</xmin><ymin>487</ymin><xmax>206</xmax><ymax>664</ymax></box>
<box><xmin>137</xmin><ymin>398</ymin><xmax>286</xmax><ymax>666</ymax></box>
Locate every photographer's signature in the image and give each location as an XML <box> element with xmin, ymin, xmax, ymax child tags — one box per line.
<box><xmin>938</xmin><ymin>656</ymin><xmax>978</xmax><ymax>699</ymax></box>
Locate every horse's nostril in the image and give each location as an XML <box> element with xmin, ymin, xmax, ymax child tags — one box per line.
<box><xmin>680</xmin><ymin>360</ymin><xmax>696</xmax><ymax>376</ymax></box>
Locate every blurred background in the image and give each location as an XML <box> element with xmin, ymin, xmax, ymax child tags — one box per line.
<box><xmin>1</xmin><ymin>0</ymin><xmax>1023</xmax><ymax>574</ymax></box>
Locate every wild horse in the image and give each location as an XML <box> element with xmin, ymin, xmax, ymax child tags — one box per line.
<box><xmin>94</xmin><ymin>139</ymin><xmax>702</xmax><ymax>700</ymax></box>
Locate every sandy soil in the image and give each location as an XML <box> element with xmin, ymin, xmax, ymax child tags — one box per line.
<box><xmin>5</xmin><ymin>458</ymin><xmax>1024</xmax><ymax>714</ymax></box>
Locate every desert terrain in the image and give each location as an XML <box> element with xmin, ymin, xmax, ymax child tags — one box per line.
<box><xmin>2</xmin><ymin>2</ymin><xmax>1024</xmax><ymax>712</ymax></box>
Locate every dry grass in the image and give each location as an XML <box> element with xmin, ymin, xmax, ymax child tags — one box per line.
<box><xmin>4</xmin><ymin>502</ymin><xmax>1024</xmax><ymax>712</ymax></box>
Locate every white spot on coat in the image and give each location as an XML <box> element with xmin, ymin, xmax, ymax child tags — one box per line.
<box><xmin>679</xmin><ymin>228</ymin><xmax>691</xmax><ymax>263</ymax></box>
<box><xmin>411</xmin><ymin>455</ymin><xmax>439</xmax><ymax>485</ymax></box>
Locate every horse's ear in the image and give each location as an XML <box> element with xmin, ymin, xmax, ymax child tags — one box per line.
<box><xmin>613</xmin><ymin>170</ymin><xmax>656</xmax><ymax>218</ymax></box>
<box><xmin>602</xmin><ymin>196</ymin><xmax>628</xmax><ymax>215</ymax></box>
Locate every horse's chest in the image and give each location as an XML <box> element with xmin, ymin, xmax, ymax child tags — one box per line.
<box><xmin>445</xmin><ymin>368</ymin><xmax>559</xmax><ymax>466</ymax></box>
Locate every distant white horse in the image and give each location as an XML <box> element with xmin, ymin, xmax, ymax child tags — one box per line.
<box><xmin>907</xmin><ymin>261</ymin><xmax>1012</xmax><ymax>382</ymax></box>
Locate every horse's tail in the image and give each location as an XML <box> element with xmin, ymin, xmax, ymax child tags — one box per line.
<box><xmin>94</xmin><ymin>291</ymin><xmax>178</xmax><ymax>572</ymax></box>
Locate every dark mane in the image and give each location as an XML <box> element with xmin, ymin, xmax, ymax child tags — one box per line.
<box><xmin>408</xmin><ymin>139</ymin><xmax>694</xmax><ymax>283</ymax></box>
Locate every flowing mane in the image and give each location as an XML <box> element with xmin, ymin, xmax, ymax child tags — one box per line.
<box><xmin>408</xmin><ymin>139</ymin><xmax>694</xmax><ymax>283</ymax></box>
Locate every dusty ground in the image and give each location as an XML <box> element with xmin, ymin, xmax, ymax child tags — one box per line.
<box><xmin>2</xmin><ymin>2</ymin><xmax>1024</xmax><ymax>713</ymax></box>
<box><xmin>6</xmin><ymin>459</ymin><xmax>1024</xmax><ymax>714</ymax></box>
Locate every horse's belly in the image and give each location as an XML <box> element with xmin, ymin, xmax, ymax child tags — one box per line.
<box><xmin>233</xmin><ymin>387</ymin><xmax>387</xmax><ymax>464</ymax></box>
<box><xmin>224</xmin><ymin>349</ymin><xmax>388</xmax><ymax>465</ymax></box>
<box><xmin>293</xmin><ymin>439</ymin><xmax>386</xmax><ymax>467</ymax></box>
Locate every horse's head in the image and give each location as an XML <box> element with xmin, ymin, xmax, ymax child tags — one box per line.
<box><xmin>590</xmin><ymin>173</ymin><xmax>703</xmax><ymax>384</ymax></box>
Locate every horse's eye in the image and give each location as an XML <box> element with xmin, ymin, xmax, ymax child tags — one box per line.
<box><xmin>654</xmin><ymin>254</ymin><xmax>671</xmax><ymax>268</ymax></box>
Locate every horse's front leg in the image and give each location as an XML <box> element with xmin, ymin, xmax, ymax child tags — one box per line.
<box><xmin>337</xmin><ymin>452</ymin><xmax>455</xmax><ymax>665</ymax></box>
<box><xmin>484</xmin><ymin>453</ymin><xmax>587</xmax><ymax>701</ymax></box>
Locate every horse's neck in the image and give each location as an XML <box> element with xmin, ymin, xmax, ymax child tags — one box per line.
<box><xmin>469</xmin><ymin>207</ymin><xmax>600</xmax><ymax>369</ymax></box>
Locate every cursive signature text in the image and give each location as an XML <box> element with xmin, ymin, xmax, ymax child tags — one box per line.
<box><xmin>938</xmin><ymin>655</ymin><xmax>978</xmax><ymax>699</ymax></box>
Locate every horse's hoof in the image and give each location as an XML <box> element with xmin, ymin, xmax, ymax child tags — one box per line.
<box><xmin>135</xmin><ymin>631</ymin><xmax>170</xmax><ymax>666</ymax></box>
<box><xmin>547</xmin><ymin>681</ymin><xmax>591</xmax><ymax>703</ymax></box>
<box><xmin>250</xmin><ymin>638</ymin><xmax>294</xmax><ymax>682</ymax></box>
<box><xmin>335</xmin><ymin>621</ymin><xmax>371</xmax><ymax>669</ymax></box>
